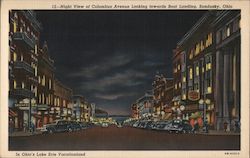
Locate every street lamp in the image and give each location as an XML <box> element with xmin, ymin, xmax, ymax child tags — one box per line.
<box><xmin>199</xmin><ymin>98</ymin><xmax>211</xmax><ymax>127</ymax></box>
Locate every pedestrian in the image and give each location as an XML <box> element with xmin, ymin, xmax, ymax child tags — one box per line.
<box><xmin>235</xmin><ymin>121</ymin><xmax>240</xmax><ymax>133</ymax></box>
<box><xmin>9</xmin><ymin>119</ymin><xmax>14</xmax><ymax>134</ymax></box>
<box><xmin>31</xmin><ymin>122</ymin><xmax>35</xmax><ymax>134</ymax></box>
<box><xmin>204</xmin><ymin>118</ymin><xmax>209</xmax><ymax>133</ymax></box>
<box><xmin>223</xmin><ymin>121</ymin><xmax>228</xmax><ymax>132</ymax></box>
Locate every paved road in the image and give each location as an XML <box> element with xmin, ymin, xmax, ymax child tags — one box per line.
<box><xmin>9</xmin><ymin>126</ymin><xmax>240</xmax><ymax>150</ymax></box>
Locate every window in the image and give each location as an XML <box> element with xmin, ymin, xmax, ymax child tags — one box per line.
<box><xmin>227</xmin><ymin>26</ymin><xmax>230</xmax><ymax>37</ymax></box>
<box><xmin>189</xmin><ymin>49</ymin><xmax>194</xmax><ymax>60</ymax></box>
<box><xmin>21</xmin><ymin>82</ymin><xmax>25</xmax><ymax>89</ymax></box>
<box><xmin>182</xmin><ymin>76</ymin><xmax>186</xmax><ymax>82</ymax></box>
<box><xmin>14</xmin><ymin>80</ymin><xmax>17</xmax><ymax>89</ymax></box>
<box><xmin>177</xmin><ymin>64</ymin><xmax>181</xmax><ymax>70</ymax></box>
<box><xmin>20</xmin><ymin>54</ymin><xmax>23</xmax><ymax>61</ymax></box>
<box><xmin>13</xmin><ymin>52</ymin><xmax>17</xmax><ymax>61</ymax></box>
<box><xmin>178</xmin><ymin>82</ymin><xmax>181</xmax><ymax>88</ymax></box>
<box><xmin>13</xmin><ymin>21</ymin><xmax>17</xmax><ymax>33</ymax></box>
<box><xmin>35</xmin><ymin>45</ymin><xmax>38</xmax><ymax>55</ymax></box>
<box><xmin>189</xmin><ymin>68</ymin><xmax>193</xmax><ymax>80</ymax></box>
<box><xmin>42</xmin><ymin>75</ymin><xmax>46</xmax><ymax>86</ymax></box>
<box><xmin>195</xmin><ymin>43</ymin><xmax>200</xmax><ymax>56</ymax></box>
<box><xmin>195</xmin><ymin>65</ymin><xmax>199</xmax><ymax>76</ymax></box>
<box><xmin>34</xmin><ymin>86</ymin><xmax>37</xmax><ymax>97</ymax></box>
<box><xmin>174</xmin><ymin>83</ymin><xmax>177</xmax><ymax>89</ymax></box>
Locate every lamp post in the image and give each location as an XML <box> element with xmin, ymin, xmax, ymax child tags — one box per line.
<box><xmin>199</xmin><ymin>98</ymin><xmax>211</xmax><ymax>129</ymax></box>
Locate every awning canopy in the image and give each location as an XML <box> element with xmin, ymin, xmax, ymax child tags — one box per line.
<box><xmin>9</xmin><ymin>109</ymin><xmax>18</xmax><ymax>117</ymax></box>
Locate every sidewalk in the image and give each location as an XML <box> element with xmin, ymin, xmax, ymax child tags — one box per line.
<box><xmin>9</xmin><ymin>130</ymin><xmax>43</xmax><ymax>137</ymax></box>
<box><xmin>197</xmin><ymin>130</ymin><xmax>240</xmax><ymax>136</ymax></box>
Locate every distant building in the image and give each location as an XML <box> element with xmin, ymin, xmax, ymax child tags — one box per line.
<box><xmin>136</xmin><ymin>92</ymin><xmax>154</xmax><ymax>119</ymax></box>
<box><xmin>53</xmin><ymin>79</ymin><xmax>73</xmax><ymax>121</ymax></box>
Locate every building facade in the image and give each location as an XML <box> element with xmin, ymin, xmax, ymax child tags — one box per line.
<box><xmin>9</xmin><ymin>10</ymin><xmax>41</xmax><ymax>131</ymax></box>
<box><xmin>173</xmin><ymin>10</ymin><xmax>241</xmax><ymax>130</ymax></box>
<box><xmin>36</xmin><ymin>42</ymin><xmax>55</xmax><ymax>127</ymax></box>
<box><xmin>53</xmin><ymin>79</ymin><xmax>73</xmax><ymax>121</ymax></box>
<box><xmin>213</xmin><ymin>11</ymin><xmax>241</xmax><ymax>130</ymax></box>
<box><xmin>152</xmin><ymin>74</ymin><xmax>173</xmax><ymax>120</ymax></box>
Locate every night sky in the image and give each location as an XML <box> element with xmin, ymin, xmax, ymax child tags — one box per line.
<box><xmin>36</xmin><ymin>10</ymin><xmax>206</xmax><ymax>115</ymax></box>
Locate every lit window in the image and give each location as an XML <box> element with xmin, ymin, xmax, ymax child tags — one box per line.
<box><xmin>21</xmin><ymin>82</ymin><xmax>25</xmax><ymax>89</ymax></box>
<box><xmin>189</xmin><ymin>68</ymin><xmax>193</xmax><ymax>80</ymax></box>
<box><xmin>179</xmin><ymin>82</ymin><xmax>181</xmax><ymax>88</ymax></box>
<box><xmin>177</xmin><ymin>64</ymin><xmax>181</xmax><ymax>70</ymax></box>
<box><xmin>206</xmin><ymin>63</ymin><xmax>212</xmax><ymax>71</ymax></box>
<box><xmin>38</xmin><ymin>76</ymin><xmax>41</xmax><ymax>83</ymax></box>
<box><xmin>13</xmin><ymin>21</ymin><xmax>17</xmax><ymax>33</ymax></box>
<box><xmin>35</xmin><ymin>45</ymin><xmax>38</xmax><ymax>55</ymax></box>
<box><xmin>227</xmin><ymin>26</ymin><xmax>230</xmax><ymax>37</ymax></box>
<box><xmin>195</xmin><ymin>43</ymin><xmax>200</xmax><ymax>55</ymax></box>
<box><xmin>14</xmin><ymin>80</ymin><xmax>17</xmax><ymax>89</ymax></box>
<box><xmin>183</xmin><ymin>76</ymin><xmax>186</xmax><ymax>82</ymax></box>
<box><xmin>175</xmin><ymin>83</ymin><xmax>177</xmax><ymax>89</ymax></box>
<box><xmin>207</xmin><ymin>87</ymin><xmax>212</xmax><ymax>94</ymax></box>
<box><xmin>196</xmin><ymin>66</ymin><xmax>199</xmax><ymax>76</ymax></box>
<box><xmin>20</xmin><ymin>54</ymin><xmax>23</xmax><ymax>61</ymax></box>
<box><xmin>13</xmin><ymin>52</ymin><xmax>17</xmax><ymax>61</ymax></box>
<box><xmin>42</xmin><ymin>75</ymin><xmax>46</xmax><ymax>86</ymax></box>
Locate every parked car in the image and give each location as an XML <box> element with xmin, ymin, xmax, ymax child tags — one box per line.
<box><xmin>132</xmin><ymin>121</ymin><xmax>140</xmax><ymax>128</ymax></box>
<box><xmin>69</xmin><ymin>121</ymin><xmax>81</xmax><ymax>131</ymax></box>
<box><xmin>168</xmin><ymin>119</ymin><xmax>192</xmax><ymax>134</ymax></box>
<box><xmin>101</xmin><ymin>122</ymin><xmax>109</xmax><ymax>128</ymax></box>
<box><xmin>41</xmin><ymin>120</ymin><xmax>74</xmax><ymax>134</ymax></box>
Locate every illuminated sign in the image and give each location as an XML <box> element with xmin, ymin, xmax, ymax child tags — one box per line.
<box><xmin>188</xmin><ymin>91</ymin><xmax>200</xmax><ymax>101</ymax></box>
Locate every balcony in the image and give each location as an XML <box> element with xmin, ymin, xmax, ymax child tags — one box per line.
<box><xmin>10</xmin><ymin>88</ymin><xmax>34</xmax><ymax>98</ymax></box>
<box><xmin>14</xmin><ymin>61</ymin><xmax>34</xmax><ymax>75</ymax></box>
<box><xmin>12</xmin><ymin>32</ymin><xmax>35</xmax><ymax>49</ymax></box>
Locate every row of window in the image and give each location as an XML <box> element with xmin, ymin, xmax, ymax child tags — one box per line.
<box><xmin>216</xmin><ymin>17</ymin><xmax>240</xmax><ymax>44</ymax></box>
<box><xmin>177</xmin><ymin>55</ymin><xmax>213</xmax><ymax>100</ymax></box>
<box><xmin>189</xmin><ymin>33</ymin><xmax>213</xmax><ymax>60</ymax></box>
<box><xmin>12</xmin><ymin>12</ymin><xmax>38</xmax><ymax>41</ymax></box>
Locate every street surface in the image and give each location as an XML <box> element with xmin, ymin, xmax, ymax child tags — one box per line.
<box><xmin>9</xmin><ymin>126</ymin><xmax>240</xmax><ymax>150</ymax></box>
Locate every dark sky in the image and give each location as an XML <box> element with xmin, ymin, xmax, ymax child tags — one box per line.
<box><xmin>36</xmin><ymin>10</ymin><xmax>205</xmax><ymax>115</ymax></box>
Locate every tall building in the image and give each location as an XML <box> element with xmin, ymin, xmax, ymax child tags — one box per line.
<box><xmin>9</xmin><ymin>10</ymin><xmax>41</xmax><ymax>131</ymax></box>
<box><xmin>136</xmin><ymin>92</ymin><xmax>154</xmax><ymax>119</ymax></box>
<box><xmin>173</xmin><ymin>10</ymin><xmax>241</xmax><ymax>130</ymax></box>
<box><xmin>213</xmin><ymin>11</ymin><xmax>241</xmax><ymax>130</ymax></box>
<box><xmin>36</xmin><ymin>42</ymin><xmax>55</xmax><ymax>127</ymax></box>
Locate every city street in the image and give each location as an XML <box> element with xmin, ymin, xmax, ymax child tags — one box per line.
<box><xmin>9</xmin><ymin>126</ymin><xmax>240</xmax><ymax>150</ymax></box>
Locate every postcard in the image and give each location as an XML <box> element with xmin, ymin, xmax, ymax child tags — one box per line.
<box><xmin>0</xmin><ymin>0</ymin><xmax>249</xmax><ymax>158</ymax></box>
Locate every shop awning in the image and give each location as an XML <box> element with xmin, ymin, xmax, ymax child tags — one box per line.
<box><xmin>9</xmin><ymin>109</ymin><xmax>18</xmax><ymax>117</ymax></box>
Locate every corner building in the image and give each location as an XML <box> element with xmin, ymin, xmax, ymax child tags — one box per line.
<box><xmin>9</xmin><ymin>10</ymin><xmax>41</xmax><ymax>131</ymax></box>
<box><xmin>173</xmin><ymin>11</ymin><xmax>240</xmax><ymax>131</ymax></box>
